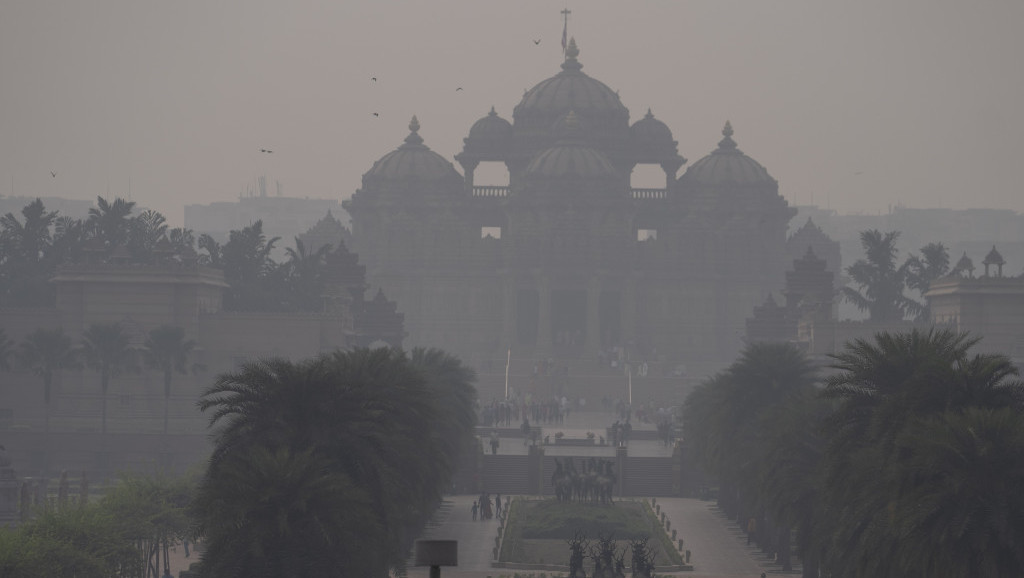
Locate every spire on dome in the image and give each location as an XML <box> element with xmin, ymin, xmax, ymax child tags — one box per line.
<box><xmin>718</xmin><ymin>121</ymin><xmax>738</xmax><ymax>150</ymax></box>
<box><xmin>404</xmin><ymin>115</ymin><xmax>424</xmax><ymax>146</ymax></box>
<box><xmin>561</xmin><ymin>37</ymin><xmax>582</xmax><ymax>72</ymax></box>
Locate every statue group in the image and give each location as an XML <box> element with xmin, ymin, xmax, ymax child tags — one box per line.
<box><xmin>551</xmin><ymin>457</ymin><xmax>616</xmax><ymax>504</ymax></box>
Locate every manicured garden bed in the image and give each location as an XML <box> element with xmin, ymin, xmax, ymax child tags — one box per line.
<box><xmin>497</xmin><ymin>498</ymin><xmax>685</xmax><ymax>571</ymax></box>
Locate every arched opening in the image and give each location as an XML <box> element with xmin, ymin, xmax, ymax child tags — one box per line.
<box><xmin>474</xmin><ymin>161</ymin><xmax>510</xmax><ymax>186</ymax></box>
<box><xmin>630</xmin><ymin>163</ymin><xmax>666</xmax><ymax>190</ymax></box>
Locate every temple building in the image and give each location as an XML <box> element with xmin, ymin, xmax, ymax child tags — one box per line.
<box><xmin>344</xmin><ymin>39</ymin><xmax>797</xmax><ymax>383</ymax></box>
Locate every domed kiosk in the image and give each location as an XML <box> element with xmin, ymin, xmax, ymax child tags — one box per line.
<box><xmin>360</xmin><ymin>116</ymin><xmax>463</xmax><ymax>196</ymax></box>
<box><xmin>344</xmin><ymin>39</ymin><xmax>807</xmax><ymax>381</ymax></box>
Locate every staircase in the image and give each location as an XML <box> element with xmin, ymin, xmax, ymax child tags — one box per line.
<box><xmin>622</xmin><ymin>456</ymin><xmax>676</xmax><ymax>497</ymax></box>
<box><xmin>479</xmin><ymin>454</ymin><xmax>529</xmax><ymax>495</ymax></box>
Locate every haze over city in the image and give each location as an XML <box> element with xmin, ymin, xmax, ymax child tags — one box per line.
<box><xmin>2</xmin><ymin>0</ymin><xmax>1023</xmax><ymax>226</ymax></box>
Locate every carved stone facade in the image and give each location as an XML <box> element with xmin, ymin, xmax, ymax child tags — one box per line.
<box><xmin>344</xmin><ymin>40</ymin><xmax>796</xmax><ymax>379</ymax></box>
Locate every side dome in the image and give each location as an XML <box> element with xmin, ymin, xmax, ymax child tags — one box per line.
<box><xmin>459</xmin><ymin>107</ymin><xmax>513</xmax><ymax>161</ymax></box>
<box><xmin>364</xmin><ymin>116</ymin><xmax>462</xmax><ymax>182</ymax></box>
<box><xmin>467</xmin><ymin>107</ymin><xmax>513</xmax><ymax>142</ymax></box>
<box><xmin>630</xmin><ymin>109</ymin><xmax>674</xmax><ymax>147</ymax></box>
<box><xmin>681</xmin><ymin>122</ymin><xmax>775</xmax><ymax>186</ymax></box>
<box><xmin>525</xmin><ymin>111</ymin><xmax>616</xmax><ymax>179</ymax></box>
<box><xmin>514</xmin><ymin>39</ymin><xmax>628</xmax><ymax>124</ymax></box>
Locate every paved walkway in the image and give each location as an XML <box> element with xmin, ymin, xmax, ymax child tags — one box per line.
<box><xmin>404</xmin><ymin>495</ymin><xmax>782</xmax><ymax>578</ymax></box>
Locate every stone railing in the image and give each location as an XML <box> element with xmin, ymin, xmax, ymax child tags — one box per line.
<box><xmin>472</xmin><ymin>185</ymin><xmax>510</xmax><ymax>198</ymax></box>
<box><xmin>631</xmin><ymin>188</ymin><xmax>668</xmax><ymax>200</ymax></box>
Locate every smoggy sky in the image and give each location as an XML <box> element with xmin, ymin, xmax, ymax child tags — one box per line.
<box><xmin>2</xmin><ymin>0</ymin><xmax>1022</xmax><ymax>227</ymax></box>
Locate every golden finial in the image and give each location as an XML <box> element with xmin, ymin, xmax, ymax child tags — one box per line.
<box><xmin>722</xmin><ymin>121</ymin><xmax>733</xmax><ymax>137</ymax></box>
<box><xmin>409</xmin><ymin>115</ymin><xmax>420</xmax><ymax>133</ymax></box>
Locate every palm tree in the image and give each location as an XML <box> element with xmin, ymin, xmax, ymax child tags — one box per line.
<box><xmin>220</xmin><ymin>220</ymin><xmax>281</xmax><ymax>311</ymax></box>
<box><xmin>196</xmin><ymin>347</ymin><xmax>462</xmax><ymax>576</ymax></box>
<box><xmin>142</xmin><ymin>325</ymin><xmax>196</xmax><ymax>435</ymax></box>
<box><xmin>683</xmin><ymin>342</ymin><xmax>817</xmax><ymax>532</ymax></box>
<box><xmin>86</xmin><ymin>196</ymin><xmax>136</xmax><ymax>248</ymax></box>
<box><xmin>820</xmin><ymin>328</ymin><xmax>1024</xmax><ymax>577</ymax></box>
<box><xmin>890</xmin><ymin>407</ymin><xmax>1024</xmax><ymax>577</ymax></box>
<box><xmin>193</xmin><ymin>446</ymin><xmax>382</xmax><ymax>578</ymax></box>
<box><xmin>756</xmin><ymin>393</ymin><xmax>832</xmax><ymax>577</ymax></box>
<box><xmin>80</xmin><ymin>323</ymin><xmax>136</xmax><ymax>435</ymax></box>
<box><xmin>19</xmin><ymin>328</ymin><xmax>76</xmax><ymax>434</ymax></box>
<box><xmin>0</xmin><ymin>199</ymin><xmax>58</xmax><ymax>306</ymax></box>
<box><xmin>0</xmin><ymin>198</ymin><xmax>56</xmax><ymax>265</ymax></box>
<box><xmin>842</xmin><ymin>229</ymin><xmax>921</xmax><ymax>322</ymax></box>
<box><xmin>904</xmin><ymin>242</ymin><xmax>950</xmax><ymax>321</ymax></box>
<box><xmin>283</xmin><ymin>237</ymin><xmax>331</xmax><ymax>311</ymax></box>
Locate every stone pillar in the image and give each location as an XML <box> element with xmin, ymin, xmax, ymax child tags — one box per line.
<box><xmin>537</xmin><ymin>277</ymin><xmax>552</xmax><ymax>354</ymax></box>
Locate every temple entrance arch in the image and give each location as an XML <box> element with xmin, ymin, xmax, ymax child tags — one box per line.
<box><xmin>551</xmin><ymin>289</ymin><xmax>587</xmax><ymax>358</ymax></box>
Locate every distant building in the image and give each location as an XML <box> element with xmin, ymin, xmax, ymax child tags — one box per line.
<box><xmin>184</xmin><ymin>193</ymin><xmax>348</xmax><ymax>253</ymax></box>
<box><xmin>928</xmin><ymin>246</ymin><xmax>1024</xmax><ymax>361</ymax></box>
<box><xmin>345</xmin><ymin>39</ymin><xmax>796</xmax><ymax>385</ymax></box>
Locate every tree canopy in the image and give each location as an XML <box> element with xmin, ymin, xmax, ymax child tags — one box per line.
<box><xmin>684</xmin><ymin>329</ymin><xmax>1024</xmax><ymax>578</ymax></box>
<box><xmin>193</xmin><ymin>346</ymin><xmax>477</xmax><ymax>578</ymax></box>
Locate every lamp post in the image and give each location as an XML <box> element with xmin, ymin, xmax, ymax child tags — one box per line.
<box><xmin>414</xmin><ymin>539</ymin><xmax>458</xmax><ymax>578</ymax></box>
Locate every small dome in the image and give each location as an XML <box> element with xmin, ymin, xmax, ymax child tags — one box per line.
<box><xmin>364</xmin><ymin>116</ymin><xmax>461</xmax><ymax>182</ymax></box>
<box><xmin>682</xmin><ymin>122</ymin><xmax>775</xmax><ymax>186</ymax></box>
<box><xmin>467</xmin><ymin>107</ymin><xmax>513</xmax><ymax>142</ymax></box>
<box><xmin>525</xmin><ymin>111</ymin><xmax>616</xmax><ymax>179</ymax></box>
<box><xmin>514</xmin><ymin>39</ymin><xmax>628</xmax><ymax>121</ymax></box>
<box><xmin>630</xmin><ymin>109</ymin><xmax>674</xmax><ymax>146</ymax></box>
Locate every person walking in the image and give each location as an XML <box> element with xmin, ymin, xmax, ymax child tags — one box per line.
<box><xmin>471</xmin><ymin>501</ymin><xmax>478</xmax><ymax>521</ymax></box>
<box><xmin>489</xmin><ymin>429</ymin><xmax>500</xmax><ymax>455</ymax></box>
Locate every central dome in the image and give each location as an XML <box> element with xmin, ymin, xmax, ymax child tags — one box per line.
<box><xmin>514</xmin><ymin>39</ymin><xmax>628</xmax><ymax>123</ymax></box>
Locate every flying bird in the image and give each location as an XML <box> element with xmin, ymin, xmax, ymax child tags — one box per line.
<box><xmin>260</xmin><ymin>149</ymin><xmax>273</xmax><ymax>153</ymax></box>
<box><xmin>456</xmin><ymin>87</ymin><xmax>463</xmax><ymax>91</ymax></box>
<box><xmin>50</xmin><ymin>171</ymin><xmax>57</xmax><ymax>178</ymax></box>
<box><xmin>533</xmin><ymin>39</ymin><xmax>541</xmax><ymax>45</ymax></box>
<box><xmin>372</xmin><ymin>112</ymin><xmax>379</xmax><ymax>117</ymax></box>
<box><xmin>371</xmin><ymin>77</ymin><xmax>377</xmax><ymax>82</ymax></box>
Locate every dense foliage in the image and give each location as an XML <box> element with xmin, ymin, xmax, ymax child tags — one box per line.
<box><xmin>192</xmin><ymin>346</ymin><xmax>477</xmax><ymax>578</ymax></box>
<box><xmin>0</xmin><ymin>196</ymin><xmax>341</xmax><ymax>312</ymax></box>
<box><xmin>683</xmin><ymin>330</ymin><xmax>1024</xmax><ymax>578</ymax></box>
<box><xmin>0</xmin><ymin>474</ymin><xmax>194</xmax><ymax>578</ymax></box>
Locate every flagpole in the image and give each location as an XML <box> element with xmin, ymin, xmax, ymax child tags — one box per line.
<box><xmin>505</xmin><ymin>348</ymin><xmax>511</xmax><ymax>400</ymax></box>
<box><xmin>561</xmin><ymin>7</ymin><xmax>571</xmax><ymax>55</ymax></box>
